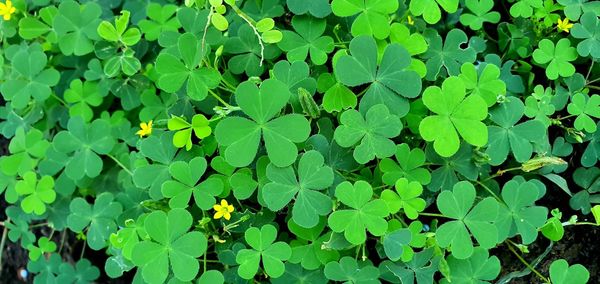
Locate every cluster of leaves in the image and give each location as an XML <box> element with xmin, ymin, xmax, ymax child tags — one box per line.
<box><xmin>2</xmin><ymin>0</ymin><xmax>600</xmax><ymax>283</ymax></box>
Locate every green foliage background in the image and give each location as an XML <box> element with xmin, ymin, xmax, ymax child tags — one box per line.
<box><xmin>1</xmin><ymin>0</ymin><xmax>600</xmax><ymax>283</ymax></box>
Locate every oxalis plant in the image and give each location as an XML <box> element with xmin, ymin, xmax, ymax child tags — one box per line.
<box><xmin>3</xmin><ymin>0</ymin><xmax>600</xmax><ymax>283</ymax></box>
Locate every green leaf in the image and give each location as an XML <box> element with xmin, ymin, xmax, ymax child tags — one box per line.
<box><xmin>382</xmin><ymin>248</ymin><xmax>439</xmax><ymax>284</ymax></box>
<box><xmin>524</xmin><ymin>85</ymin><xmax>556</xmax><ymax>127</ymax></box>
<box><xmin>459</xmin><ymin>0</ymin><xmax>501</xmax><ymax>30</ymax></box>
<box><xmin>459</xmin><ymin>62</ymin><xmax>506</xmax><ymax>106</ymax></box>
<box><xmin>138</xmin><ymin>3</ymin><xmax>181</xmax><ymax>41</ymax></box>
<box><xmin>383</xmin><ymin>229</ymin><xmax>412</xmax><ymax>261</ymax></box>
<box><xmin>440</xmin><ymin>248</ymin><xmax>501</xmax><ymax>284</ymax></box>
<box><xmin>409</xmin><ymin>0</ymin><xmax>459</xmax><ymax>24</ymax></box>
<box><xmin>558</xmin><ymin>0</ymin><xmax>600</xmax><ymax>20</ymax></box>
<box><xmin>486</xmin><ymin>98</ymin><xmax>547</xmax><ymax>165</ymax></box>
<box><xmin>419</xmin><ymin>76</ymin><xmax>488</xmax><ymax>157</ymax></box>
<box><xmin>318</xmin><ymin>73</ymin><xmax>357</xmax><ymax>113</ymax></box>
<box><xmin>155</xmin><ymin>33</ymin><xmax>221</xmax><ymax>101</ymax></box>
<box><xmin>278</xmin><ymin>15</ymin><xmax>334</xmax><ymax>65</ymax></box>
<box><xmin>379</xmin><ymin>143</ymin><xmax>432</xmax><ymax>186</ymax></box>
<box><xmin>334</xmin><ymin>104</ymin><xmax>402</xmax><ymax>164</ymax></box>
<box><xmin>224</xmin><ymin>25</ymin><xmax>282</xmax><ymax>76</ymax></box>
<box><xmin>328</xmin><ymin>181</ymin><xmax>389</xmax><ymax>245</ymax></box>
<box><xmin>57</xmin><ymin>259</ymin><xmax>100</xmax><ymax>283</ymax></box>
<box><xmin>423</xmin><ymin>29</ymin><xmax>477</xmax><ymax>81</ymax></box>
<box><xmin>236</xmin><ymin>224</ymin><xmax>292</xmax><ymax>279</ymax></box>
<box><xmin>324</xmin><ymin>256</ymin><xmax>380</xmax><ymax>284</ymax></box>
<box><xmin>53</xmin><ymin>0</ymin><xmax>102</xmax><ymax>55</ymax></box>
<box><xmin>549</xmin><ymin>259</ymin><xmax>590</xmax><ymax>284</ymax></box>
<box><xmin>0</xmin><ymin>127</ymin><xmax>49</xmax><ymax>177</ymax></box>
<box><xmin>334</xmin><ymin>35</ymin><xmax>421</xmax><ymax>116</ymax></box>
<box><xmin>161</xmin><ymin>157</ymin><xmax>223</xmax><ymax>210</ymax></box>
<box><xmin>331</xmin><ymin>0</ymin><xmax>398</xmax><ymax>39</ymax></box>
<box><xmin>16</xmin><ymin>172</ymin><xmax>55</xmax><ymax>215</ymax></box>
<box><xmin>435</xmin><ymin>181</ymin><xmax>499</xmax><ymax>259</ymax></box>
<box><xmin>381</xmin><ymin>178</ymin><xmax>426</xmax><ymax>219</ymax></box>
<box><xmin>286</xmin><ymin>0</ymin><xmax>332</xmax><ymax>18</ymax></box>
<box><xmin>132</xmin><ymin>209</ymin><xmax>207</xmax><ymax>284</ymax></box>
<box><xmin>168</xmin><ymin>114</ymin><xmax>212</xmax><ymax>150</ymax></box>
<box><xmin>64</xmin><ymin>79</ymin><xmax>104</xmax><ymax>122</ymax></box>
<box><xmin>567</xmin><ymin>93</ymin><xmax>600</xmax><ymax>132</ymax></box>
<box><xmin>67</xmin><ymin>192</ymin><xmax>122</xmax><ymax>250</ymax></box>
<box><xmin>532</xmin><ymin>38</ymin><xmax>578</xmax><ymax>80</ymax></box>
<box><xmin>263</xmin><ymin>151</ymin><xmax>334</xmax><ymax>228</ymax></box>
<box><xmin>27</xmin><ymin>237</ymin><xmax>57</xmax><ymax>261</ymax></box>
<box><xmin>510</xmin><ymin>0</ymin><xmax>543</xmax><ymax>18</ymax></box>
<box><xmin>215</xmin><ymin>79</ymin><xmax>311</xmax><ymax>167</ymax></box>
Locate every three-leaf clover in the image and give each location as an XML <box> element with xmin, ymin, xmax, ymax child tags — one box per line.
<box><xmin>440</xmin><ymin>248</ymin><xmax>501</xmax><ymax>284</ymax></box>
<box><xmin>486</xmin><ymin>98</ymin><xmax>546</xmax><ymax>165</ymax></box>
<box><xmin>334</xmin><ymin>104</ymin><xmax>402</xmax><ymax>164</ymax></box>
<box><xmin>0</xmin><ymin>127</ymin><xmax>49</xmax><ymax>177</ymax></box>
<box><xmin>132</xmin><ymin>209</ymin><xmax>207</xmax><ymax>284</ymax></box>
<box><xmin>27</xmin><ymin>237</ymin><xmax>57</xmax><ymax>261</ymax></box>
<box><xmin>328</xmin><ymin>181</ymin><xmax>389</xmax><ymax>245</ymax></box>
<box><xmin>167</xmin><ymin>114</ymin><xmax>212</xmax><ymax>150</ymax></box>
<box><xmin>286</xmin><ymin>0</ymin><xmax>332</xmax><ymax>18</ymax></box>
<box><xmin>278</xmin><ymin>15</ymin><xmax>334</xmax><ymax>65</ymax></box>
<box><xmin>532</xmin><ymin>38</ymin><xmax>578</xmax><ymax>80</ymax></box>
<box><xmin>67</xmin><ymin>192</ymin><xmax>123</xmax><ymax>250</ymax></box>
<box><xmin>16</xmin><ymin>172</ymin><xmax>55</xmax><ymax>215</ymax></box>
<box><xmin>381</xmin><ymin>178</ymin><xmax>426</xmax><ymax>220</ymax></box>
<box><xmin>53</xmin><ymin>0</ymin><xmax>102</xmax><ymax>55</ymax></box>
<box><xmin>331</xmin><ymin>0</ymin><xmax>398</xmax><ymax>39</ymax></box>
<box><xmin>549</xmin><ymin>259</ymin><xmax>590</xmax><ymax>284</ymax></box>
<box><xmin>155</xmin><ymin>33</ymin><xmax>221</xmax><ymax>101</ymax></box>
<box><xmin>324</xmin><ymin>257</ymin><xmax>380</xmax><ymax>284</ymax></box>
<box><xmin>236</xmin><ymin>224</ymin><xmax>292</xmax><ymax>279</ymax></box>
<box><xmin>571</xmin><ymin>11</ymin><xmax>600</xmax><ymax>58</ymax></box>
<box><xmin>423</xmin><ymin>29</ymin><xmax>477</xmax><ymax>81</ymax></box>
<box><xmin>263</xmin><ymin>150</ymin><xmax>334</xmax><ymax>228</ymax></box>
<box><xmin>510</xmin><ymin>0</ymin><xmax>543</xmax><ymax>18</ymax></box>
<box><xmin>138</xmin><ymin>3</ymin><xmax>181</xmax><ymax>41</ymax></box>
<box><xmin>419</xmin><ymin>76</ymin><xmax>488</xmax><ymax>157</ymax></box>
<box><xmin>64</xmin><ymin>79</ymin><xmax>104</xmax><ymax>122</ymax></box>
<box><xmin>214</xmin><ymin>79</ymin><xmax>311</xmax><ymax>167</ymax></box>
<box><xmin>459</xmin><ymin>62</ymin><xmax>506</xmax><ymax>106</ymax></box>
<box><xmin>97</xmin><ymin>10</ymin><xmax>141</xmax><ymax>46</ymax></box>
<box><xmin>379</xmin><ymin>143</ymin><xmax>431</xmax><ymax>186</ymax></box>
<box><xmin>161</xmin><ymin>156</ymin><xmax>223</xmax><ymax>210</ymax></box>
<box><xmin>459</xmin><ymin>0</ymin><xmax>501</xmax><ymax>30</ymax></box>
<box><xmin>435</xmin><ymin>181</ymin><xmax>499</xmax><ymax>259</ymax></box>
<box><xmin>567</xmin><ymin>93</ymin><xmax>600</xmax><ymax>132</ymax></box>
<box><xmin>409</xmin><ymin>0</ymin><xmax>459</xmax><ymax>24</ymax></box>
<box><xmin>53</xmin><ymin>117</ymin><xmax>116</xmax><ymax>180</ymax></box>
<box><xmin>334</xmin><ymin>35</ymin><xmax>421</xmax><ymax>116</ymax></box>
<box><xmin>318</xmin><ymin>72</ymin><xmax>357</xmax><ymax>113</ymax></box>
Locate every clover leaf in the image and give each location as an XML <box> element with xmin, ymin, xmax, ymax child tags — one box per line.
<box><xmin>53</xmin><ymin>117</ymin><xmax>116</xmax><ymax>180</ymax></box>
<box><xmin>426</xmin><ymin>143</ymin><xmax>479</xmax><ymax>192</ymax></box>
<box><xmin>486</xmin><ymin>98</ymin><xmax>546</xmax><ymax>165</ymax></box>
<box><xmin>567</xmin><ymin>93</ymin><xmax>600</xmax><ymax>132</ymax></box>
<box><xmin>168</xmin><ymin>114</ymin><xmax>212</xmax><ymax>150</ymax></box>
<box><xmin>138</xmin><ymin>3</ymin><xmax>181</xmax><ymax>41</ymax></box>
<box><xmin>272</xmin><ymin>263</ymin><xmax>328</xmax><ymax>284</ymax></box>
<box><xmin>324</xmin><ymin>257</ymin><xmax>379</xmax><ymax>284</ymax></box>
<box><xmin>263</xmin><ymin>150</ymin><xmax>333</xmax><ymax>228</ymax></box>
<box><xmin>16</xmin><ymin>172</ymin><xmax>55</xmax><ymax>215</ymax></box>
<box><xmin>328</xmin><ymin>181</ymin><xmax>389</xmax><ymax>245</ymax></box>
<box><xmin>68</xmin><ymin>192</ymin><xmax>123</xmax><ymax>250</ymax></box>
<box><xmin>423</xmin><ymin>29</ymin><xmax>477</xmax><ymax>81</ymax></box>
<box><xmin>532</xmin><ymin>38</ymin><xmax>577</xmax><ymax>80</ymax></box>
<box><xmin>379</xmin><ymin>143</ymin><xmax>431</xmax><ymax>186</ymax></box>
<box><xmin>278</xmin><ymin>15</ymin><xmax>334</xmax><ymax>65</ymax></box>
<box><xmin>64</xmin><ymin>79</ymin><xmax>104</xmax><ymax>122</ymax></box>
<box><xmin>383</xmin><ymin>229</ymin><xmax>412</xmax><ymax>261</ymax></box>
<box><xmin>419</xmin><ymin>76</ymin><xmax>488</xmax><ymax>158</ymax></box>
<box><xmin>133</xmin><ymin>132</ymin><xmax>177</xmax><ymax>199</ymax></box>
<box><xmin>286</xmin><ymin>0</ymin><xmax>331</xmax><ymax>18</ymax></box>
<box><xmin>215</xmin><ymin>79</ymin><xmax>311</xmax><ymax>167</ymax></box>
<box><xmin>440</xmin><ymin>248</ymin><xmax>501</xmax><ymax>284</ymax></box>
<box><xmin>334</xmin><ymin>35</ymin><xmax>421</xmax><ymax>116</ymax></box>
<box><xmin>1</xmin><ymin>45</ymin><xmax>60</xmax><ymax>109</ymax></box>
<box><xmin>97</xmin><ymin>10</ymin><xmax>141</xmax><ymax>46</ymax></box>
<box><xmin>510</xmin><ymin>0</ymin><xmax>543</xmax><ymax>18</ymax></box>
<box><xmin>524</xmin><ymin>85</ymin><xmax>556</xmax><ymax>127</ymax></box>
<box><xmin>331</xmin><ymin>0</ymin><xmax>398</xmax><ymax>39</ymax></box>
<box><xmin>155</xmin><ymin>33</ymin><xmax>221</xmax><ymax>101</ymax></box>
<box><xmin>236</xmin><ymin>224</ymin><xmax>292</xmax><ymax>279</ymax></box>
<box><xmin>53</xmin><ymin>0</ymin><xmax>102</xmax><ymax>55</ymax></box>
<box><xmin>318</xmin><ymin>72</ymin><xmax>357</xmax><ymax>113</ymax></box>
<box><xmin>409</xmin><ymin>0</ymin><xmax>459</xmax><ymax>24</ymax></box>
<box><xmin>496</xmin><ymin>179</ymin><xmax>548</xmax><ymax>244</ymax></box>
<box><xmin>460</xmin><ymin>0</ymin><xmax>501</xmax><ymax>30</ymax></box>
<box><xmin>381</xmin><ymin>178</ymin><xmax>426</xmax><ymax>220</ymax></box>
<box><xmin>28</xmin><ymin>237</ymin><xmax>57</xmax><ymax>261</ymax></box>
<box><xmin>334</xmin><ymin>104</ymin><xmax>402</xmax><ymax>164</ymax></box>
<box><xmin>549</xmin><ymin>259</ymin><xmax>590</xmax><ymax>284</ymax></box>
<box><xmin>572</xmin><ymin>11</ymin><xmax>600</xmax><ymax>58</ymax></box>
<box><xmin>57</xmin><ymin>259</ymin><xmax>100</xmax><ymax>284</ymax></box>
<box><xmin>382</xmin><ymin>248</ymin><xmax>439</xmax><ymax>284</ymax></box>
<box><xmin>0</xmin><ymin>127</ymin><xmax>49</xmax><ymax>177</ymax></box>
<box><xmin>132</xmin><ymin>209</ymin><xmax>208</xmax><ymax>284</ymax></box>
<box><xmin>435</xmin><ymin>181</ymin><xmax>499</xmax><ymax>259</ymax></box>
<box><xmin>288</xmin><ymin>219</ymin><xmax>339</xmax><ymax>270</ymax></box>
<box><xmin>459</xmin><ymin>62</ymin><xmax>506</xmax><ymax>107</ymax></box>
<box><xmin>224</xmin><ymin>25</ymin><xmax>281</xmax><ymax>76</ymax></box>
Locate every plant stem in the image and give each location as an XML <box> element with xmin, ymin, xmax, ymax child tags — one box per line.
<box><xmin>474</xmin><ymin>180</ymin><xmax>503</xmax><ymax>202</ymax></box>
<box><xmin>80</xmin><ymin>243</ymin><xmax>86</xmax><ymax>260</ymax></box>
<box><xmin>419</xmin><ymin>212</ymin><xmax>447</xmax><ymax>218</ymax></box>
<box><xmin>208</xmin><ymin>89</ymin><xmax>232</xmax><ymax>108</ymax></box>
<box><xmin>0</xmin><ymin>218</ymin><xmax>10</xmax><ymax>276</ymax></box>
<box><xmin>483</xmin><ymin>166</ymin><xmax>522</xmax><ymax>182</ymax></box>
<box><xmin>107</xmin><ymin>154</ymin><xmax>133</xmax><ymax>176</ymax></box>
<box><xmin>506</xmin><ymin>241</ymin><xmax>551</xmax><ymax>283</ymax></box>
<box><xmin>227</xmin><ymin>4</ymin><xmax>265</xmax><ymax>66</ymax></box>
<box><xmin>586</xmin><ymin>59</ymin><xmax>595</xmax><ymax>81</ymax></box>
<box><xmin>587</xmin><ymin>85</ymin><xmax>600</xmax><ymax>91</ymax></box>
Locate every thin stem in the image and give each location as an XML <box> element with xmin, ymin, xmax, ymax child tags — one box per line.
<box><xmin>587</xmin><ymin>59</ymin><xmax>595</xmax><ymax>81</ymax></box>
<box><xmin>419</xmin><ymin>212</ymin><xmax>447</xmax><ymax>218</ymax></box>
<box><xmin>208</xmin><ymin>89</ymin><xmax>232</xmax><ymax>108</ymax></box>
<box><xmin>203</xmin><ymin>251</ymin><xmax>207</xmax><ymax>272</ymax></box>
<box><xmin>587</xmin><ymin>85</ymin><xmax>600</xmax><ymax>91</ymax></box>
<box><xmin>80</xmin><ymin>243</ymin><xmax>86</xmax><ymax>260</ymax></box>
<box><xmin>51</xmin><ymin>93</ymin><xmax>69</xmax><ymax>108</ymax></box>
<box><xmin>506</xmin><ymin>241</ymin><xmax>550</xmax><ymax>283</ymax></box>
<box><xmin>58</xmin><ymin>230</ymin><xmax>66</xmax><ymax>254</ymax></box>
<box><xmin>562</xmin><ymin>221</ymin><xmax>599</xmax><ymax>226</ymax></box>
<box><xmin>0</xmin><ymin>218</ymin><xmax>9</xmax><ymax>276</ymax></box>
<box><xmin>201</xmin><ymin>7</ymin><xmax>214</xmax><ymax>64</ymax></box>
<box><xmin>107</xmin><ymin>154</ymin><xmax>133</xmax><ymax>176</ymax></box>
<box><xmin>482</xmin><ymin>166</ymin><xmax>522</xmax><ymax>182</ymax></box>
<box><xmin>474</xmin><ymin>180</ymin><xmax>503</xmax><ymax>203</ymax></box>
<box><xmin>228</xmin><ymin>4</ymin><xmax>264</xmax><ymax>66</ymax></box>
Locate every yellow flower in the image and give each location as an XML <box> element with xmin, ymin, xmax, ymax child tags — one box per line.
<box><xmin>136</xmin><ymin>120</ymin><xmax>153</xmax><ymax>138</ymax></box>
<box><xmin>407</xmin><ymin>15</ymin><xmax>414</xmax><ymax>26</ymax></box>
<box><xmin>0</xmin><ymin>0</ymin><xmax>16</xmax><ymax>21</ymax></box>
<box><xmin>557</xmin><ymin>18</ymin><xmax>574</xmax><ymax>33</ymax></box>
<box><xmin>213</xmin><ymin>199</ymin><xmax>234</xmax><ymax>220</ymax></box>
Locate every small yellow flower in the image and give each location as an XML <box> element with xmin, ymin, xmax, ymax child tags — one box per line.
<box><xmin>213</xmin><ymin>199</ymin><xmax>234</xmax><ymax>220</ymax></box>
<box><xmin>407</xmin><ymin>15</ymin><xmax>414</xmax><ymax>26</ymax></box>
<box><xmin>136</xmin><ymin>120</ymin><xmax>153</xmax><ymax>138</ymax></box>
<box><xmin>557</xmin><ymin>18</ymin><xmax>574</xmax><ymax>33</ymax></box>
<box><xmin>0</xmin><ymin>0</ymin><xmax>16</xmax><ymax>21</ymax></box>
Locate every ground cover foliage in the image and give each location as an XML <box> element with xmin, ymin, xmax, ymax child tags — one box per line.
<box><xmin>2</xmin><ymin>0</ymin><xmax>600</xmax><ymax>283</ymax></box>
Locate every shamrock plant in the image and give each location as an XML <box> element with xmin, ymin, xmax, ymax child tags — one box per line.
<box><xmin>2</xmin><ymin>1</ymin><xmax>598</xmax><ymax>284</ymax></box>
